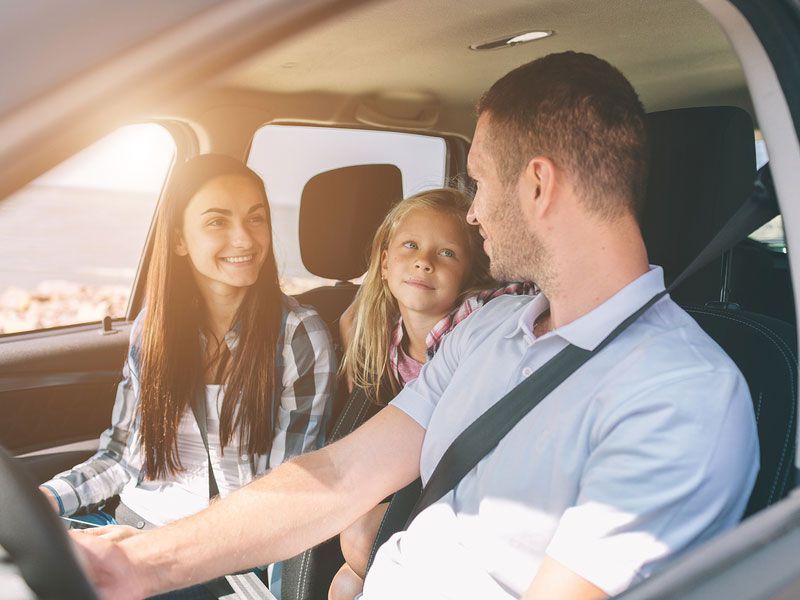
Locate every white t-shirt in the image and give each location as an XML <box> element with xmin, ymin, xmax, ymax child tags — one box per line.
<box><xmin>365</xmin><ymin>266</ymin><xmax>759</xmax><ymax>598</ymax></box>
<box><xmin>120</xmin><ymin>385</ymin><xmax>250</xmax><ymax>526</ymax></box>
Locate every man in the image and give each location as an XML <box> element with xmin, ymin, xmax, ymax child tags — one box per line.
<box><xmin>75</xmin><ymin>52</ymin><xmax>758</xmax><ymax>600</ymax></box>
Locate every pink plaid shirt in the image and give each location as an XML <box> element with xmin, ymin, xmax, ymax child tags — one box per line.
<box><xmin>389</xmin><ymin>282</ymin><xmax>537</xmax><ymax>385</ymax></box>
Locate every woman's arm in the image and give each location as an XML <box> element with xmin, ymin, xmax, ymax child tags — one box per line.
<box><xmin>268</xmin><ymin>304</ymin><xmax>337</xmax><ymax>467</ymax></box>
<box><xmin>39</xmin><ymin>316</ymin><xmax>145</xmax><ymax>515</ymax></box>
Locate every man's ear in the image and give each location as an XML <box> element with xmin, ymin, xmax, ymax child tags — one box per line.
<box><xmin>522</xmin><ymin>156</ymin><xmax>557</xmax><ymax>217</ymax></box>
<box><xmin>174</xmin><ymin>230</ymin><xmax>188</xmax><ymax>256</ymax></box>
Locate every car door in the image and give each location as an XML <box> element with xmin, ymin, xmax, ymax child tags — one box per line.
<box><xmin>0</xmin><ymin>122</ymin><xmax>183</xmax><ymax>483</ymax></box>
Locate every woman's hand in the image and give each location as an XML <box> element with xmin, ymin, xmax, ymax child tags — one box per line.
<box><xmin>79</xmin><ymin>524</ymin><xmax>144</xmax><ymax>542</ymax></box>
<box><xmin>38</xmin><ymin>486</ymin><xmax>60</xmax><ymax>513</ymax></box>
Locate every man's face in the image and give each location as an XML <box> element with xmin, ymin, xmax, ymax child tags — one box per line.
<box><xmin>467</xmin><ymin>114</ymin><xmax>551</xmax><ymax>285</ymax></box>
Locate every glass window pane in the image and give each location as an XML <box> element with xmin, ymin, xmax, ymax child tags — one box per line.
<box><xmin>0</xmin><ymin>123</ymin><xmax>175</xmax><ymax>334</ymax></box>
<box><xmin>248</xmin><ymin>125</ymin><xmax>447</xmax><ymax>294</ymax></box>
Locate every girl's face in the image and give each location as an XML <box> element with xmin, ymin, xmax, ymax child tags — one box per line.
<box><xmin>175</xmin><ymin>174</ymin><xmax>270</xmax><ymax>298</ymax></box>
<box><xmin>381</xmin><ymin>206</ymin><xmax>472</xmax><ymax>320</ymax></box>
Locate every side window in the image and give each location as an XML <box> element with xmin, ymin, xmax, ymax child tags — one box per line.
<box><xmin>748</xmin><ymin>136</ymin><xmax>785</xmax><ymax>252</ymax></box>
<box><xmin>247</xmin><ymin>125</ymin><xmax>447</xmax><ymax>293</ymax></box>
<box><xmin>0</xmin><ymin>123</ymin><xmax>175</xmax><ymax>335</ymax></box>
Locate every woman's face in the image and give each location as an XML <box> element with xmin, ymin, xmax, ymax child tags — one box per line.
<box><xmin>175</xmin><ymin>174</ymin><xmax>270</xmax><ymax>298</ymax></box>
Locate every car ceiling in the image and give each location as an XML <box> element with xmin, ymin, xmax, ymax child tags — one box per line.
<box><xmin>0</xmin><ymin>0</ymin><xmax>753</xmax><ymax>199</ymax></box>
<box><xmin>209</xmin><ymin>0</ymin><xmax>751</xmax><ymax>138</ymax></box>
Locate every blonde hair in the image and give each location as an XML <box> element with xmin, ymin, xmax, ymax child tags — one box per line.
<box><xmin>342</xmin><ymin>187</ymin><xmax>494</xmax><ymax>404</ymax></box>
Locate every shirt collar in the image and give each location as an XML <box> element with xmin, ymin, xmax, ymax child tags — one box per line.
<box><xmin>505</xmin><ymin>292</ymin><xmax>550</xmax><ymax>343</ymax></box>
<box><xmin>507</xmin><ymin>266</ymin><xmax>667</xmax><ymax>351</ymax></box>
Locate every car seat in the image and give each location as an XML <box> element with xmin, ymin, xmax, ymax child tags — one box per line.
<box><xmin>281</xmin><ymin>164</ymin><xmax>401</xmax><ymax>600</ymax></box>
<box><xmin>294</xmin><ymin>163</ymin><xmax>402</xmax><ymax>339</ymax></box>
<box><xmin>644</xmin><ymin>107</ymin><xmax>795</xmax><ymax>323</ymax></box>
<box><xmin>643</xmin><ymin>106</ymin><xmax>796</xmax><ymax>515</ymax></box>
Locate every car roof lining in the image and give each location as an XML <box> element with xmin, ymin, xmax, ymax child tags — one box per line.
<box><xmin>197</xmin><ymin>0</ymin><xmax>753</xmax><ymax>138</ymax></box>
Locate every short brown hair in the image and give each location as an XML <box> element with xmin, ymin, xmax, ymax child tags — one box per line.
<box><xmin>477</xmin><ymin>51</ymin><xmax>647</xmax><ymax>220</ymax></box>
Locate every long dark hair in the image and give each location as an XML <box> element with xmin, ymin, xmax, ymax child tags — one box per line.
<box><xmin>138</xmin><ymin>154</ymin><xmax>283</xmax><ymax>479</ymax></box>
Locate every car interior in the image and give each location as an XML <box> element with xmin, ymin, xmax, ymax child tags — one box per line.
<box><xmin>0</xmin><ymin>0</ymin><xmax>798</xmax><ymax>598</ymax></box>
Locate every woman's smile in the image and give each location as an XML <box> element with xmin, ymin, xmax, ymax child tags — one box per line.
<box><xmin>220</xmin><ymin>254</ymin><xmax>257</xmax><ymax>265</ymax></box>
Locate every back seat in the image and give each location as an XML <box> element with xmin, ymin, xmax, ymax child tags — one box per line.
<box><xmin>294</xmin><ymin>163</ymin><xmax>403</xmax><ymax>428</ymax></box>
<box><xmin>282</xmin><ymin>164</ymin><xmax>403</xmax><ymax>600</ymax></box>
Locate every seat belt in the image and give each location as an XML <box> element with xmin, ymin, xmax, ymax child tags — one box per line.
<box><xmin>366</xmin><ymin>165</ymin><xmax>778</xmax><ymax>572</ymax></box>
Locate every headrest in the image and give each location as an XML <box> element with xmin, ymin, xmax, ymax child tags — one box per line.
<box><xmin>642</xmin><ymin>106</ymin><xmax>756</xmax><ymax>302</ymax></box>
<box><xmin>299</xmin><ymin>164</ymin><xmax>403</xmax><ymax>280</ymax></box>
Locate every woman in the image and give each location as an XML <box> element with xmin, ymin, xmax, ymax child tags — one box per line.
<box><xmin>40</xmin><ymin>154</ymin><xmax>335</xmax><ymax>530</ymax></box>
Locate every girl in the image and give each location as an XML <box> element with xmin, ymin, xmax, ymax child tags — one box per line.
<box><xmin>329</xmin><ymin>187</ymin><xmax>534</xmax><ymax>600</ymax></box>
<box><xmin>40</xmin><ymin>154</ymin><xmax>335</xmax><ymax>534</ymax></box>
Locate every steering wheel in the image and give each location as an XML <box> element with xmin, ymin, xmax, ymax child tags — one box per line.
<box><xmin>0</xmin><ymin>444</ymin><xmax>99</xmax><ymax>600</ymax></box>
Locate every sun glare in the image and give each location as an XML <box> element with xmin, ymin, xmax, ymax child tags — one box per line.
<box><xmin>37</xmin><ymin>123</ymin><xmax>175</xmax><ymax>194</ymax></box>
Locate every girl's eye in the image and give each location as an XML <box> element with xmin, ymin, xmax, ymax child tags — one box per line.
<box><xmin>249</xmin><ymin>214</ymin><xmax>266</xmax><ymax>225</ymax></box>
<box><xmin>439</xmin><ymin>248</ymin><xmax>455</xmax><ymax>258</ymax></box>
<box><xmin>207</xmin><ymin>218</ymin><xmax>225</xmax><ymax>227</ymax></box>
<box><xmin>402</xmin><ymin>241</ymin><xmax>418</xmax><ymax>249</ymax></box>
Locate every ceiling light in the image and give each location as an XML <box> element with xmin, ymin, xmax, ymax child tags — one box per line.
<box><xmin>469</xmin><ymin>30</ymin><xmax>554</xmax><ymax>51</ymax></box>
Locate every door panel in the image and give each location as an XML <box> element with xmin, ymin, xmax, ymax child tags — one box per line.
<box><xmin>0</xmin><ymin>323</ymin><xmax>131</xmax><ymax>483</ymax></box>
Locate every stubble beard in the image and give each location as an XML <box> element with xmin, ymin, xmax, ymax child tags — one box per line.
<box><xmin>487</xmin><ymin>190</ymin><xmax>553</xmax><ymax>289</ymax></box>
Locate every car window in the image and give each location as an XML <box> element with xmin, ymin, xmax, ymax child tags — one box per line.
<box><xmin>748</xmin><ymin>136</ymin><xmax>784</xmax><ymax>252</ymax></box>
<box><xmin>247</xmin><ymin>125</ymin><xmax>447</xmax><ymax>293</ymax></box>
<box><xmin>0</xmin><ymin>123</ymin><xmax>175</xmax><ymax>335</ymax></box>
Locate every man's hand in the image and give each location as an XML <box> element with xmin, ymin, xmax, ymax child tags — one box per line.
<box><xmin>70</xmin><ymin>531</ymin><xmax>150</xmax><ymax>600</ymax></box>
<box><xmin>80</xmin><ymin>524</ymin><xmax>144</xmax><ymax>542</ymax></box>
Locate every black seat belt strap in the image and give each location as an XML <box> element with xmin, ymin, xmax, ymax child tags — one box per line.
<box><xmin>404</xmin><ymin>289</ymin><xmax>667</xmax><ymax>526</ymax></box>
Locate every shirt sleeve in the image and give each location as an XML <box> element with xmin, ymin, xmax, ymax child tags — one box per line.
<box><xmin>544</xmin><ymin>366</ymin><xmax>759</xmax><ymax>595</ymax></box>
<box><xmin>390</xmin><ymin>301</ymin><xmax>481</xmax><ymax>429</ymax></box>
<box><xmin>268</xmin><ymin>306</ymin><xmax>336</xmax><ymax>468</ymax></box>
<box><xmin>40</xmin><ymin>313</ymin><xmax>145</xmax><ymax>516</ymax></box>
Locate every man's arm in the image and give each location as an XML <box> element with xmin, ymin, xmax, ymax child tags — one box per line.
<box><xmin>523</xmin><ymin>557</ymin><xmax>606</xmax><ymax>600</ymax></box>
<box><xmin>74</xmin><ymin>406</ymin><xmax>424</xmax><ymax>599</ymax></box>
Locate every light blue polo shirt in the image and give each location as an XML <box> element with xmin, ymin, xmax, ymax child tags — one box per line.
<box><xmin>365</xmin><ymin>266</ymin><xmax>759</xmax><ymax>599</ymax></box>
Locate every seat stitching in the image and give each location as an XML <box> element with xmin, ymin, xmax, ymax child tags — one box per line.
<box><xmin>756</xmin><ymin>391</ymin><xmax>763</xmax><ymax>422</ymax></box>
<box><xmin>687</xmin><ymin>308</ymin><xmax>796</xmax><ymax>503</ymax></box>
<box><xmin>331</xmin><ymin>392</ymin><xmax>358</xmax><ymax>440</ymax></box>
<box><xmin>354</xmin><ymin>394</ymin><xmax>371</xmax><ymax>430</ymax></box>
<box><xmin>686</xmin><ymin>307</ymin><xmax>797</xmax><ymax>503</ymax></box>
<box><xmin>297</xmin><ymin>547</ymin><xmax>310</xmax><ymax>600</ymax></box>
<box><xmin>368</xmin><ymin>501</ymin><xmax>396</xmax><ymax>573</ymax></box>
<box><xmin>332</xmin><ymin>396</ymin><xmax>356</xmax><ymax>439</ymax></box>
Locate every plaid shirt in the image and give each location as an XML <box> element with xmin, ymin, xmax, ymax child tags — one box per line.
<box><xmin>389</xmin><ymin>282</ymin><xmax>537</xmax><ymax>384</ymax></box>
<box><xmin>42</xmin><ymin>294</ymin><xmax>335</xmax><ymax>517</ymax></box>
